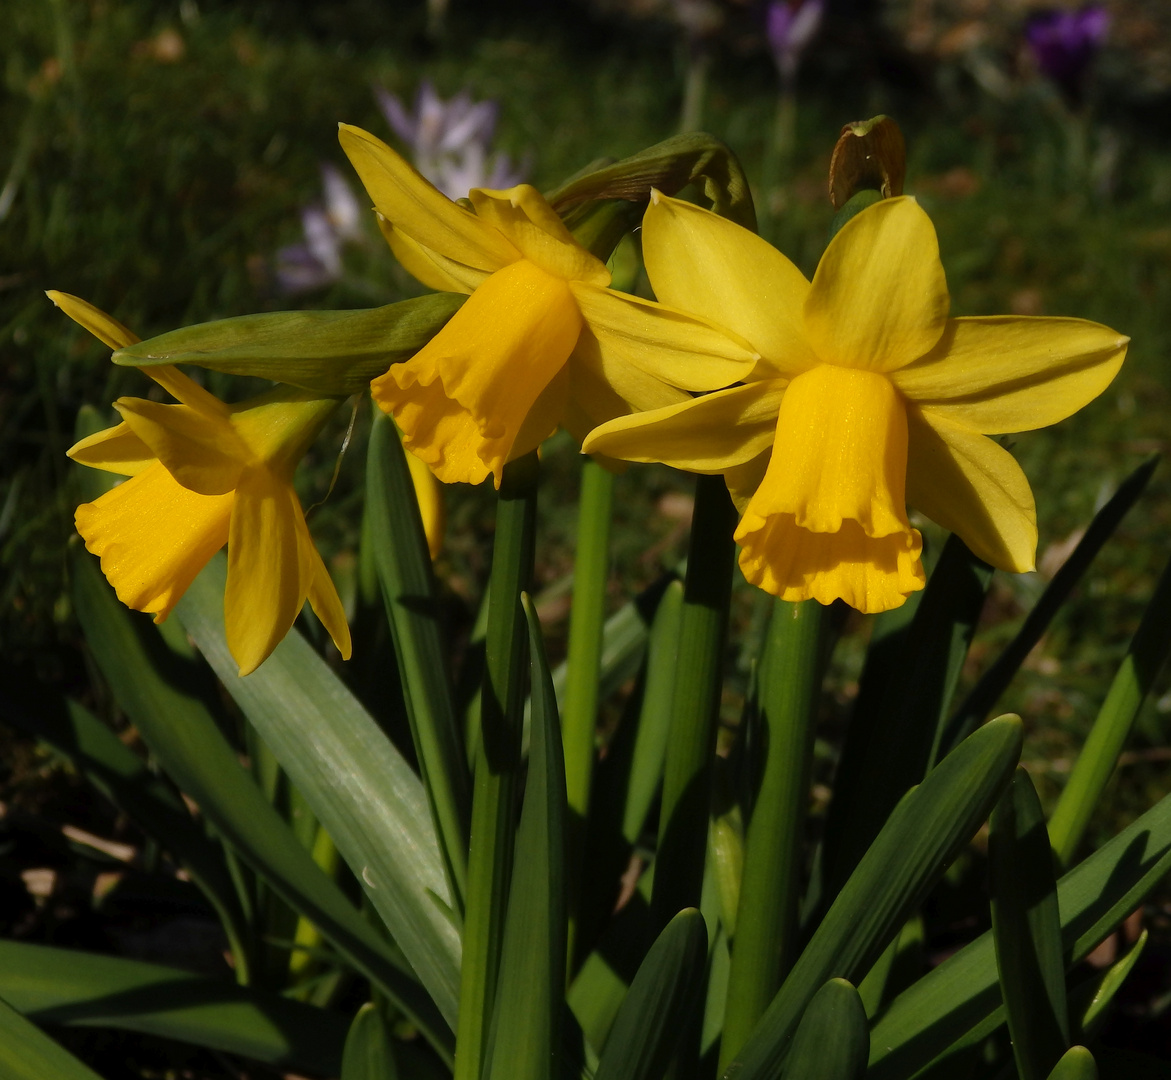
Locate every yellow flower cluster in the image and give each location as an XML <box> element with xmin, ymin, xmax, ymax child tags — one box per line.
<box><xmin>62</xmin><ymin>125</ymin><xmax>1128</xmax><ymax>674</ymax></box>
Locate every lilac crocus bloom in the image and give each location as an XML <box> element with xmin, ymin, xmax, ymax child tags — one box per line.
<box><xmin>766</xmin><ymin>0</ymin><xmax>825</xmax><ymax>86</ymax></box>
<box><xmin>1025</xmin><ymin>6</ymin><xmax>1109</xmax><ymax>100</ymax></box>
<box><xmin>274</xmin><ymin>163</ymin><xmax>363</xmax><ymax>295</ymax></box>
<box><xmin>374</xmin><ymin>80</ymin><xmax>527</xmax><ymax>199</ymax></box>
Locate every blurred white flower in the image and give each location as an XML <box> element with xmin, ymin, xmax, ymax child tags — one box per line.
<box><xmin>374</xmin><ymin>80</ymin><xmax>528</xmax><ymax>199</ymax></box>
<box><xmin>274</xmin><ymin>163</ymin><xmax>364</xmax><ymax>295</ymax></box>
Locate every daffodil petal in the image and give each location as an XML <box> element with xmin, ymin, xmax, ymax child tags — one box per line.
<box><xmin>564</xmin><ymin>327</ymin><xmax>691</xmax><ymax>439</ymax></box>
<box><xmin>304</xmin><ymin>534</ymin><xmax>353</xmax><ymax>660</ymax></box>
<box><xmin>892</xmin><ymin>316</ymin><xmax>1128</xmax><ymax>433</ymax></box>
<box><xmin>568</xmin><ymin>282</ymin><xmax>757</xmax><ymax>391</ymax></box>
<box><xmin>581</xmin><ymin>380</ymin><xmax>782</xmax><ymax>473</ymax></box>
<box><xmin>765</xmin><ymin>365</ymin><xmax>911</xmax><ymax>537</ymax></box>
<box><xmin>724</xmin><ymin>450</ymin><xmax>770</xmax><ymax>515</ymax></box>
<box><xmin>641</xmin><ymin>191</ymin><xmax>818</xmax><ymax>377</ymax></box>
<box><xmin>804</xmin><ymin>196</ymin><xmax>949</xmax><ymax>373</ymax></box>
<box><xmin>339</xmin><ymin>123</ymin><xmax>518</xmax><ymax>272</ymax></box>
<box><xmin>405</xmin><ymin>446</ymin><xmax>446</xmax><ymax>559</ymax></box>
<box><xmin>115</xmin><ymin>398</ymin><xmax>244</xmax><ymax>496</ymax></box>
<box><xmin>228</xmin><ymin>394</ymin><xmax>340</xmax><ymax>474</ymax></box>
<box><xmin>379</xmin><ymin>382</ymin><xmax>493</xmax><ymax>486</ymax></box>
<box><xmin>906</xmin><ymin>406</ymin><xmax>1037</xmax><ymax>573</ymax></box>
<box><xmin>75</xmin><ymin>463</ymin><xmax>232</xmax><ymax>620</ymax></box>
<box><xmin>224</xmin><ymin>469</ymin><xmax>310</xmax><ymax>676</ymax></box>
<box><xmin>469</xmin><ymin>186</ymin><xmax>610</xmax><ymax>284</ymax></box>
<box><xmin>735</xmin><ymin>515</ymin><xmax>925</xmax><ymax>613</ymax></box>
<box><xmin>511</xmin><ymin>364</ymin><xmax>569</xmax><ymax>460</ymax></box>
<box><xmin>67</xmin><ymin>421</ymin><xmax>155</xmax><ymax>476</ymax></box>
<box><xmin>377</xmin><ymin>214</ymin><xmax>487</xmax><ymax>293</ymax></box>
<box><xmin>371</xmin><ymin>259</ymin><xmax>581</xmax><ymax>486</ymax></box>
<box><xmin>47</xmin><ymin>291</ymin><xmax>140</xmax><ymax>349</ymax></box>
<box><xmin>141</xmin><ymin>365</ymin><xmax>234</xmax><ymax>418</ymax></box>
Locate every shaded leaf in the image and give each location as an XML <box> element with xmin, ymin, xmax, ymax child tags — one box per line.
<box><xmin>782</xmin><ymin>979</ymin><xmax>868</xmax><ymax>1080</ymax></box>
<box><xmin>990</xmin><ymin>769</ymin><xmax>1069</xmax><ymax>1080</ymax></box>
<box><xmin>0</xmin><ymin>941</ymin><xmax>345</xmax><ymax>1075</ymax></box>
<box><xmin>868</xmin><ymin>788</ymin><xmax>1171</xmax><ymax>1080</ymax></box>
<box><xmin>484</xmin><ymin>594</ymin><xmax>568</xmax><ymax>1080</ymax></box>
<box><xmin>726</xmin><ymin>715</ymin><xmax>1022</xmax><ymax>1080</ymax></box>
<box><xmin>594</xmin><ymin>908</ymin><xmax>708</xmax><ymax>1080</ymax></box>
<box><xmin>0</xmin><ymin>993</ymin><xmax>105</xmax><ymax>1080</ymax></box>
<box><xmin>342</xmin><ymin>1003</ymin><xmax>399</xmax><ymax>1080</ymax></box>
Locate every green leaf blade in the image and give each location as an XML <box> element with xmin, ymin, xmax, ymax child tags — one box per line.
<box><xmin>0</xmin><ymin>942</ymin><xmax>346</xmax><ymax>1075</ymax></box>
<box><xmin>990</xmin><ymin>768</ymin><xmax>1069</xmax><ymax>1080</ymax></box>
<box><xmin>170</xmin><ymin>554</ymin><xmax>461</xmax><ymax>1035</ymax></box>
<box><xmin>342</xmin><ymin>1003</ymin><xmax>400</xmax><ymax>1080</ymax></box>
<box><xmin>782</xmin><ymin>979</ymin><xmax>868</xmax><ymax>1080</ymax></box>
<box><xmin>367</xmin><ymin>412</ymin><xmax>470</xmax><ymax>910</ymax></box>
<box><xmin>593</xmin><ymin>908</ymin><xmax>707</xmax><ymax>1080</ymax></box>
<box><xmin>485</xmin><ymin>594</ymin><xmax>568</xmax><ymax>1080</ymax></box>
<box><xmin>726</xmin><ymin>714</ymin><xmax>1022</xmax><ymax>1080</ymax></box>
<box><xmin>869</xmin><ymin>788</ymin><xmax>1171</xmax><ymax>1080</ymax></box>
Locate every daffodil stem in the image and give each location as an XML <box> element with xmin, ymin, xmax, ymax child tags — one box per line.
<box><xmin>455</xmin><ymin>451</ymin><xmax>539</xmax><ymax>1080</ymax></box>
<box><xmin>562</xmin><ymin>457</ymin><xmax>614</xmax><ymax>969</ymax></box>
<box><xmin>651</xmin><ymin>473</ymin><xmax>737</xmax><ymax>929</ymax></box>
<box><xmin>1048</xmin><ymin>552</ymin><xmax>1171</xmax><ymax>866</ymax></box>
<box><xmin>720</xmin><ymin>598</ymin><xmax>827</xmax><ymax>1069</ymax></box>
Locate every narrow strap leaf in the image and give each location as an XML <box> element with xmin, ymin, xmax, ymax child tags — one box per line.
<box><xmin>0</xmin><ymin>941</ymin><xmax>346</xmax><ymax>1075</ymax></box>
<box><xmin>164</xmin><ymin>554</ymin><xmax>459</xmax><ymax>1049</ymax></box>
<box><xmin>594</xmin><ymin>908</ymin><xmax>708</xmax><ymax>1080</ymax></box>
<box><xmin>1046</xmin><ymin>1046</ymin><xmax>1098</xmax><ymax>1080</ymax></box>
<box><xmin>456</xmin><ymin>451</ymin><xmax>539</xmax><ymax>1080</ymax></box>
<box><xmin>484</xmin><ymin>594</ymin><xmax>568</xmax><ymax>1080</ymax></box>
<box><xmin>726</xmin><ymin>715</ymin><xmax>1022</xmax><ymax>1080</ymax></box>
<box><xmin>782</xmin><ymin>979</ymin><xmax>869</xmax><ymax>1080</ymax></box>
<box><xmin>652</xmin><ymin>474</ymin><xmax>737</xmax><ymax>929</ymax></box>
<box><xmin>1048</xmin><ymin>551</ymin><xmax>1171</xmax><ymax>865</ymax></box>
<box><xmin>0</xmin><ymin>993</ymin><xmax>106</xmax><ymax>1080</ymax></box>
<box><xmin>944</xmin><ymin>455</ymin><xmax>1158</xmax><ymax>752</ymax></box>
<box><xmin>822</xmin><ymin>535</ymin><xmax>991</xmax><ymax>903</ymax></box>
<box><xmin>990</xmin><ymin>769</ymin><xmax>1070</xmax><ymax>1080</ymax></box>
<box><xmin>367</xmin><ymin>412</ymin><xmax>470</xmax><ymax>909</ymax></box>
<box><xmin>342</xmin><ymin>1003</ymin><xmax>400</xmax><ymax>1080</ymax></box>
<box><xmin>868</xmin><ymin>787</ymin><xmax>1171</xmax><ymax>1079</ymax></box>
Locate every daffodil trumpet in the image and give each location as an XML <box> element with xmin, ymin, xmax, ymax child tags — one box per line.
<box><xmin>52</xmin><ymin>291</ymin><xmax>353</xmax><ymax>676</ymax></box>
<box><xmin>583</xmin><ymin>193</ymin><xmax>1128</xmax><ymax>613</ymax></box>
<box><xmin>337</xmin><ymin>123</ymin><xmax>757</xmax><ymax>487</ymax></box>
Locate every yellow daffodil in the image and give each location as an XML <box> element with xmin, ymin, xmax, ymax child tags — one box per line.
<box><xmin>337</xmin><ymin>124</ymin><xmax>757</xmax><ymax>486</ymax></box>
<box><xmin>52</xmin><ymin>292</ymin><xmax>353</xmax><ymax>675</ymax></box>
<box><xmin>583</xmin><ymin>194</ymin><xmax>1128</xmax><ymax>613</ymax></box>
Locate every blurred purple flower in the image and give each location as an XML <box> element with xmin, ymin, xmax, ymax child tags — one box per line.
<box><xmin>766</xmin><ymin>0</ymin><xmax>824</xmax><ymax>86</ymax></box>
<box><xmin>274</xmin><ymin>163</ymin><xmax>363</xmax><ymax>295</ymax></box>
<box><xmin>1025</xmin><ymin>6</ymin><xmax>1109</xmax><ymax>100</ymax></box>
<box><xmin>374</xmin><ymin>80</ymin><xmax>527</xmax><ymax>199</ymax></box>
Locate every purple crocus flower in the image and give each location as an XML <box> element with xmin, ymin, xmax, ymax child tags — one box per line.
<box><xmin>274</xmin><ymin>163</ymin><xmax>363</xmax><ymax>295</ymax></box>
<box><xmin>374</xmin><ymin>81</ymin><xmax>527</xmax><ymax>200</ymax></box>
<box><xmin>1025</xmin><ymin>6</ymin><xmax>1109</xmax><ymax>101</ymax></box>
<box><xmin>766</xmin><ymin>0</ymin><xmax>825</xmax><ymax>87</ymax></box>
